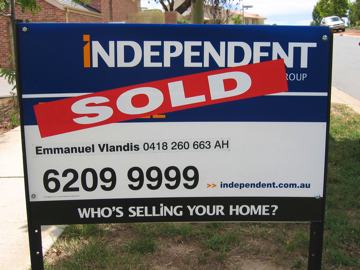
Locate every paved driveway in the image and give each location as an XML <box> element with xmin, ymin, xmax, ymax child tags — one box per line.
<box><xmin>0</xmin><ymin>128</ymin><xmax>65</xmax><ymax>270</ymax></box>
<box><xmin>0</xmin><ymin>76</ymin><xmax>15</xmax><ymax>98</ymax></box>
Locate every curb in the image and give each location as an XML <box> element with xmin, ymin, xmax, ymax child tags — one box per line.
<box><xmin>42</xmin><ymin>225</ymin><xmax>67</xmax><ymax>254</ymax></box>
<box><xmin>334</xmin><ymin>31</ymin><xmax>360</xmax><ymax>38</ymax></box>
<box><xmin>331</xmin><ymin>86</ymin><xmax>360</xmax><ymax>114</ymax></box>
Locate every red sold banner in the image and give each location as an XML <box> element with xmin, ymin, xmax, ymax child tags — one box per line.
<box><xmin>34</xmin><ymin>59</ymin><xmax>288</xmax><ymax>137</ymax></box>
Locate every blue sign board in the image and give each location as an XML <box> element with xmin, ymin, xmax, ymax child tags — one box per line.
<box><xmin>18</xmin><ymin>23</ymin><xmax>331</xmax><ymax>225</ymax></box>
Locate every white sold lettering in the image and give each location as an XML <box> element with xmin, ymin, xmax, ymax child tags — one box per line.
<box><xmin>208</xmin><ymin>71</ymin><xmax>251</xmax><ymax>100</ymax></box>
<box><xmin>71</xmin><ymin>71</ymin><xmax>252</xmax><ymax>124</ymax></box>
<box><xmin>168</xmin><ymin>81</ymin><xmax>206</xmax><ymax>107</ymax></box>
<box><xmin>72</xmin><ymin>96</ymin><xmax>113</xmax><ymax>124</ymax></box>
<box><xmin>116</xmin><ymin>87</ymin><xmax>164</xmax><ymax>115</ymax></box>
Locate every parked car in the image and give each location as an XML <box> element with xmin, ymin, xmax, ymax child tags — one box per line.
<box><xmin>320</xmin><ymin>16</ymin><xmax>345</xmax><ymax>32</ymax></box>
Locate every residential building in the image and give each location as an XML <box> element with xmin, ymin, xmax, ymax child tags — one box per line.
<box><xmin>0</xmin><ymin>0</ymin><xmax>140</xmax><ymax>68</ymax></box>
<box><xmin>230</xmin><ymin>10</ymin><xmax>266</xmax><ymax>25</ymax></box>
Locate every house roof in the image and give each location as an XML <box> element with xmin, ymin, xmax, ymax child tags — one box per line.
<box><xmin>45</xmin><ymin>0</ymin><xmax>100</xmax><ymax>14</ymax></box>
<box><xmin>244</xmin><ymin>12</ymin><xmax>266</xmax><ymax>20</ymax></box>
<box><xmin>231</xmin><ymin>10</ymin><xmax>266</xmax><ymax>20</ymax></box>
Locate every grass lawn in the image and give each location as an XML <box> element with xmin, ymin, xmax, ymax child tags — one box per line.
<box><xmin>44</xmin><ymin>104</ymin><xmax>360</xmax><ymax>270</ymax></box>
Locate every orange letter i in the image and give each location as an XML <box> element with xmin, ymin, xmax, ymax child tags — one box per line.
<box><xmin>83</xmin><ymin>34</ymin><xmax>91</xmax><ymax>68</ymax></box>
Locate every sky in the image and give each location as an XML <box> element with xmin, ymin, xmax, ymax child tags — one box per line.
<box><xmin>141</xmin><ymin>0</ymin><xmax>319</xmax><ymax>26</ymax></box>
<box><xmin>240</xmin><ymin>0</ymin><xmax>318</xmax><ymax>25</ymax></box>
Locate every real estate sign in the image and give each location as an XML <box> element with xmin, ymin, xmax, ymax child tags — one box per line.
<box><xmin>18</xmin><ymin>24</ymin><xmax>331</xmax><ymax>225</ymax></box>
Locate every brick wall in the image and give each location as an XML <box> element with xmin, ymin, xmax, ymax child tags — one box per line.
<box><xmin>15</xmin><ymin>1</ymin><xmax>65</xmax><ymax>22</ymax></box>
<box><xmin>165</xmin><ymin>11</ymin><xmax>177</xmax><ymax>24</ymax></box>
<box><xmin>0</xmin><ymin>1</ymin><xmax>66</xmax><ymax>68</ymax></box>
<box><xmin>88</xmin><ymin>0</ymin><xmax>111</xmax><ymax>22</ymax></box>
<box><xmin>88</xmin><ymin>0</ymin><xmax>102</xmax><ymax>11</ymax></box>
<box><xmin>100</xmin><ymin>0</ymin><xmax>111</xmax><ymax>22</ymax></box>
<box><xmin>0</xmin><ymin>0</ymin><xmax>138</xmax><ymax>68</ymax></box>
<box><xmin>89</xmin><ymin>0</ymin><xmax>139</xmax><ymax>22</ymax></box>
<box><xmin>0</xmin><ymin>16</ymin><xmax>12</xmax><ymax>68</ymax></box>
<box><xmin>112</xmin><ymin>0</ymin><xmax>139</xmax><ymax>22</ymax></box>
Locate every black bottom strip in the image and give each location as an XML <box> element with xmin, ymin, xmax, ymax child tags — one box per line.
<box><xmin>30</xmin><ymin>197</ymin><xmax>323</xmax><ymax>225</ymax></box>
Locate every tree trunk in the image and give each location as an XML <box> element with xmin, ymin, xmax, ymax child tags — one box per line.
<box><xmin>175</xmin><ymin>0</ymin><xmax>191</xmax><ymax>14</ymax></box>
<box><xmin>191</xmin><ymin>0</ymin><xmax>203</xmax><ymax>24</ymax></box>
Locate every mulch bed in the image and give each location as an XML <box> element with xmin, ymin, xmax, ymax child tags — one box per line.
<box><xmin>0</xmin><ymin>97</ymin><xmax>19</xmax><ymax>135</ymax></box>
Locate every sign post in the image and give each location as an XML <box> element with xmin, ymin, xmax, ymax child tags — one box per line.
<box><xmin>16</xmin><ymin>23</ymin><xmax>332</xmax><ymax>269</ymax></box>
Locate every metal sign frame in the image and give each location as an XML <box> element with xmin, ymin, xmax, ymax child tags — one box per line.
<box><xmin>13</xmin><ymin>20</ymin><xmax>332</xmax><ymax>270</ymax></box>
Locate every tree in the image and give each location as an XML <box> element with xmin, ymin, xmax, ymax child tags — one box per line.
<box><xmin>0</xmin><ymin>0</ymin><xmax>38</xmax><ymax>14</ymax></box>
<box><xmin>332</xmin><ymin>0</ymin><xmax>349</xmax><ymax>17</ymax></box>
<box><xmin>152</xmin><ymin>0</ymin><xmax>201</xmax><ymax>22</ymax></box>
<box><xmin>349</xmin><ymin>0</ymin><xmax>360</xmax><ymax>26</ymax></box>
<box><xmin>231</xmin><ymin>14</ymin><xmax>242</xmax><ymax>24</ymax></box>
<box><xmin>0</xmin><ymin>0</ymin><xmax>90</xmax><ymax>92</ymax></box>
<box><xmin>153</xmin><ymin>0</ymin><xmax>242</xmax><ymax>24</ymax></box>
<box><xmin>0</xmin><ymin>0</ymin><xmax>39</xmax><ymax>88</ymax></box>
<box><xmin>152</xmin><ymin>0</ymin><xmax>191</xmax><ymax>14</ymax></box>
<box><xmin>155</xmin><ymin>0</ymin><xmax>174</xmax><ymax>12</ymax></box>
<box><xmin>191</xmin><ymin>0</ymin><xmax>203</xmax><ymax>23</ymax></box>
<box><xmin>204</xmin><ymin>0</ymin><xmax>242</xmax><ymax>24</ymax></box>
<box><xmin>152</xmin><ymin>0</ymin><xmax>202</xmax><ymax>23</ymax></box>
<box><xmin>312</xmin><ymin>3</ymin><xmax>322</xmax><ymax>25</ymax></box>
<box><xmin>0</xmin><ymin>0</ymin><xmax>86</xmax><ymax>68</ymax></box>
<box><xmin>311</xmin><ymin>0</ymin><xmax>349</xmax><ymax>25</ymax></box>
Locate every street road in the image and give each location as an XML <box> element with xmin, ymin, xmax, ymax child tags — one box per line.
<box><xmin>332</xmin><ymin>34</ymin><xmax>360</xmax><ymax>100</ymax></box>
